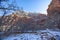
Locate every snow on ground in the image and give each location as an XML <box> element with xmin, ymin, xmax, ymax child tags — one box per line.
<box><xmin>37</xmin><ymin>29</ymin><xmax>60</xmax><ymax>36</ymax></box>
<box><xmin>3</xmin><ymin>33</ymin><xmax>42</xmax><ymax>40</ymax></box>
<box><xmin>3</xmin><ymin>29</ymin><xmax>60</xmax><ymax>40</ymax></box>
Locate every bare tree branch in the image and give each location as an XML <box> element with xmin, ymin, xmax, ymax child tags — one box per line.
<box><xmin>0</xmin><ymin>7</ymin><xmax>17</xmax><ymax>11</ymax></box>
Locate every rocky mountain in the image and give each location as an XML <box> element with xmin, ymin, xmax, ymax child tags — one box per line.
<box><xmin>45</xmin><ymin>0</ymin><xmax>60</xmax><ymax>29</ymax></box>
<box><xmin>47</xmin><ymin>0</ymin><xmax>60</xmax><ymax>18</ymax></box>
<box><xmin>0</xmin><ymin>10</ymin><xmax>48</xmax><ymax>32</ymax></box>
<box><xmin>0</xmin><ymin>0</ymin><xmax>60</xmax><ymax>32</ymax></box>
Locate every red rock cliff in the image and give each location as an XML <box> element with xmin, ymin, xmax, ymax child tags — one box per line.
<box><xmin>47</xmin><ymin>0</ymin><xmax>60</xmax><ymax>18</ymax></box>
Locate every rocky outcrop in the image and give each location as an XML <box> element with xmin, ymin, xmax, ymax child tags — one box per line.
<box><xmin>47</xmin><ymin>0</ymin><xmax>60</xmax><ymax>18</ymax></box>
<box><xmin>0</xmin><ymin>11</ymin><xmax>48</xmax><ymax>32</ymax></box>
<box><xmin>46</xmin><ymin>0</ymin><xmax>60</xmax><ymax>29</ymax></box>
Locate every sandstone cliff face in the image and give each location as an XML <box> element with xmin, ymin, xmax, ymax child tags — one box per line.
<box><xmin>47</xmin><ymin>0</ymin><xmax>60</xmax><ymax>18</ymax></box>
<box><xmin>46</xmin><ymin>0</ymin><xmax>60</xmax><ymax>29</ymax></box>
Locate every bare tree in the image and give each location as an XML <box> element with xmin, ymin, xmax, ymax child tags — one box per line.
<box><xmin>0</xmin><ymin>0</ymin><xmax>20</xmax><ymax>35</ymax></box>
<box><xmin>0</xmin><ymin>0</ymin><xmax>19</xmax><ymax>26</ymax></box>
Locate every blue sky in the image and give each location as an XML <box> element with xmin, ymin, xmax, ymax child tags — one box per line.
<box><xmin>16</xmin><ymin>0</ymin><xmax>51</xmax><ymax>14</ymax></box>
<box><xmin>0</xmin><ymin>0</ymin><xmax>51</xmax><ymax>16</ymax></box>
